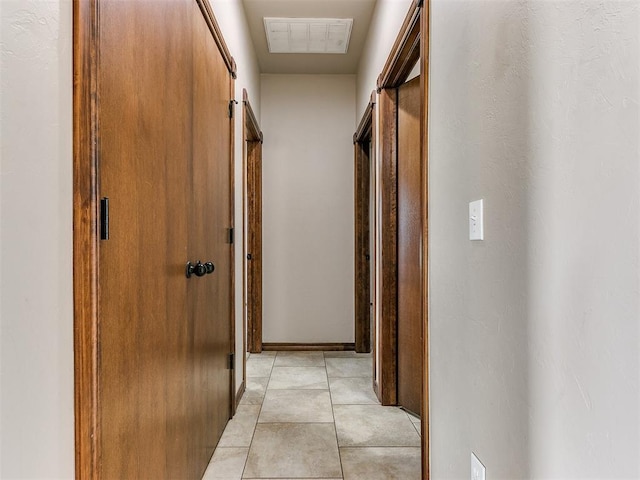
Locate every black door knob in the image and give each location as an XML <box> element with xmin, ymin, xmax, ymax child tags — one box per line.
<box><xmin>186</xmin><ymin>260</ymin><xmax>215</xmax><ymax>278</ymax></box>
<box><xmin>186</xmin><ymin>260</ymin><xmax>207</xmax><ymax>278</ymax></box>
<box><xmin>247</xmin><ymin>253</ymin><xmax>252</xmax><ymax>260</ymax></box>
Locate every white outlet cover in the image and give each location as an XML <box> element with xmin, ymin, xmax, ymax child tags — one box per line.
<box><xmin>471</xmin><ymin>452</ymin><xmax>486</xmax><ymax>480</ymax></box>
<box><xmin>469</xmin><ymin>199</ymin><xmax>484</xmax><ymax>241</ymax></box>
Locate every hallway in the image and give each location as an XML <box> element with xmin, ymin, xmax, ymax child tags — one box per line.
<box><xmin>203</xmin><ymin>351</ymin><xmax>421</xmax><ymax>479</ymax></box>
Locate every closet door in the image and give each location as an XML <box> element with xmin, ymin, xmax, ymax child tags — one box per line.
<box><xmin>190</xmin><ymin>5</ymin><xmax>234</xmax><ymax>472</ymax></box>
<box><xmin>94</xmin><ymin>1</ymin><xmax>233</xmax><ymax>478</ymax></box>
<box><xmin>97</xmin><ymin>1</ymin><xmax>193</xmax><ymax>478</ymax></box>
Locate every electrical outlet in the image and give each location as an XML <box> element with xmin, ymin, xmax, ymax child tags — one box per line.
<box><xmin>471</xmin><ymin>452</ymin><xmax>486</xmax><ymax>480</ymax></box>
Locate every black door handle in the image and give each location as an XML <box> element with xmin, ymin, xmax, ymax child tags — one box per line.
<box><xmin>186</xmin><ymin>260</ymin><xmax>214</xmax><ymax>278</ymax></box>
<box><xmin>247</xmin><ymin>253</ymin><xmax>252</xmax><ymax>260</ymax></box>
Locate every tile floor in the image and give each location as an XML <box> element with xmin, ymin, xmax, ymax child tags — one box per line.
<box><xmin>202</xmin><ymin>350</ymin><xmax>421</xmax><ymax>480</ymax></box>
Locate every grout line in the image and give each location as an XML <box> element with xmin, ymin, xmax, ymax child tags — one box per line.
<box><xmin>326</xmin><ymin>354</ymin><xmax>345</xmax><ymax>480</ymax></box>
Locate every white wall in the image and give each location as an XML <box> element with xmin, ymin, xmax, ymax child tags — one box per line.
<box><xmin>429</xmin><ymin>0</ymin><xmax>639</xmax><ymax>478</ymax></box>
<box><xmin>356</xmin><ymin>0</ymin><xmax>413</xmax><ymax>121</ymax></box>
<box><xmin>0</xmin><ymin>1</ymin><xmax>75</xmax><ymax>478</ymax></box>
<box><xmin>209</xmin><ymin>0</ymin><xmax>261</xmax><ymax>394</ymax></box>
<box><xmin>261</xmin><ymin>74</ymin><xmax>356</xmax><ymax>343</ymax></box>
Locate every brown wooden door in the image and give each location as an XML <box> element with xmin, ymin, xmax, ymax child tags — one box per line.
<box><xmin>246</xmin><ymin>140</ymin><xmax>263</xmax><ymax>353</ymax></box>
<box><xmin>190</xmin><ymin>5</ymin><xmax>234</xmax><ymax>473</ymax></box>
<box><xmin>96</xmin><ymin>1</ymin><xmax>232</xmax><ymax>478</ymax></box>
<box><xmin>397</xmin><ymin>76</ymin><xmax>423</xmax><ymax>417</ymax></box>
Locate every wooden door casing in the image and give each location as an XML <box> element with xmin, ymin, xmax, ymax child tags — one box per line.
<box><xmin>74</xmin><ymin>0</ymin><xmax>236</xmax><ymax>478</ymax></box>
<box><xmin>243</xmin><ymin>91</ymin><xmax>263</xmax><ymax>355</ymax></box>
<box><xmin>354</xmin><ymin>91</ymin><xmax>376</xmax><ymax>355</ymax></box>
<box><xmin>397</xmin><ymin>75</ymin><xmax>423</xmax><ymax>417</ymax></box>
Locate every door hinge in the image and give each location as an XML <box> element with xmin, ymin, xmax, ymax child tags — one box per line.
<box><xmin>100</xmin><ymin>197</ymin><xmax>110</xmax><ymax>240</ymax></box>
<box><xmin>229</xmin><ymin>99</ymin><xmax>238</xmax><ymax>118</ymax></box>
<box><xmin>228</xmin><ymin>227</ymin><xmax>234</xmax><ymax>244</ymax></box>
<box><xmin>228</xmin><ymin>353</ymin><xmax>235</xmax><ymax>370</ymax></box>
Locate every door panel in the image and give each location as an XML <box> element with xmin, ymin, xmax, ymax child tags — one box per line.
<box><xmin>96</xmin><ymin>1</ymin><xmax>232</xmax><ymax>478</ymax></box>
<box><xmin>191</xmin><ymin>6</ymin><xmax>234</xmax><ymax>474</ymax></box>
<box><xmin>98</xmin><ymin>1</ymin><xmax>192</xmax><ymax>477</ymax></box>
<box><xmin>397</xmin><ymin>76</ymin><xmax>423</xmax><ymax>416</ymax></box>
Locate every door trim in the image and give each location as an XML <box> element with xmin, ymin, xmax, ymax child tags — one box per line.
<box><xmin>353</xmin><ymin>90</ymin><xmax>376</xmax><ymax>354</ymax></box>
<box><xmin>242</xmin><ymin>89</ymin><xmax>263</xmax><ymax>355</ymax></box>
<box><xmin>73</xmin><ymin>1</ymin><xmax>237</xmax><ymax>476</ymax></box>
<box><xmin>375</xmin><ymin>0</ymin><xmax>430</xmax><ymax>478</ymax></box>
<box><xmin>73</xmin><ymin>1</ymin><xmax>100</xmax><ymax>477</ymax></box>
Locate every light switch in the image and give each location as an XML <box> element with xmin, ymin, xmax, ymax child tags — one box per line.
<box><xmin>469</xmin><ymin>200</ymin><xmax>484</xmax><ymax>240</ymax></box>
<box><xmin>471</xmin><ymin>452</ymin><xmax>486</xmax><ymax>480</ymax></box>
<box><xmin>469</xmin><ymin>199</ymin><xmax>484</xmax><ymax>241</ymax></box>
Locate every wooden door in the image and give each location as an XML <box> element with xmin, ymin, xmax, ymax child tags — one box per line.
<box><xmin>396</xmin><ymin>76</ymin><xmax>423</xmax><ymax>416</ymax></box>
<box><xmin>92</xmin><ymin>1</ymin><xmax>233</xmax><ymax>478</ymax></box>
<box><xmin>243</xmin><ymin>92</ymin><xmax>263</xmax><ymax>355</ymax></box>
<box><xmin>97</xmin><ymin>1</ymin><xmax>192</xmax><ymax>477</ymax></box>
<box><xmin>191</xmin><ymin>4</ymin><xmax>234</xmax><ymax>472</ymax></box>
<box><xmin>246</xmin><ymin>140</ymin><xmax>263</xmax><ymax>353</ymax></box>
<box><xmin>354</xmin><ymin>139</ymin><xmax>372</xmax><ymax>353</ymax></box>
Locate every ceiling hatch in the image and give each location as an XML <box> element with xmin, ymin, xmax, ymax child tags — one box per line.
<box><xmin>264</xmin><ymin>17</ymin><xmax>353</xmax><ymax>54</ymax></box>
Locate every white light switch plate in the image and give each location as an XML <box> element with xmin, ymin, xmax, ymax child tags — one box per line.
<box><xmin>469</xmin><ymin>199</ymin><xmax>484</xmax><ymax>240</ymax></box>
<box><xmin>471</xmin><ymin>452</ymin><xmax>486</xmax><ymax>480</ymax></box>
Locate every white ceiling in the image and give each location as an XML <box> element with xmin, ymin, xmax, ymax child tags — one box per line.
<box><xmin>242</xmin><ymin>0</ymin><xmax>377</xmax><ymax>74</ymax></box>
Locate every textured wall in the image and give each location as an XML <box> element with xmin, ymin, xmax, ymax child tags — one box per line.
<box><xmin>261</xmin><ymin>74</ymin><xmax>356</xmax><ymax>344</ymax></box>
<box><xmin>356</xmin><ymin>0</ymin><xmax>413</xmax><ymax>122</ymax></box>
<box><xmin>0</xmin><ymin>1</ymin><xmax>75</xmax><ymax>477</ymax></box>
<box><xmin>210</xmin><ymin>0</ymin><xmax>261</xmax><ymax>399</ymax></box>
<box><xmin>429</xmin><ymin>0</ymin><xmax>639</xmax><ymax>478</ymax></box>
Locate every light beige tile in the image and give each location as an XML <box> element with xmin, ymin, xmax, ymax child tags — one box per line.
<box><xmin>325</xmin><ymin>358</ymin><xmax>372</xmax><ymax>378</ymax></box>
<box><xmin>217</xmin><ymin>404</ymin><xmax>260</xmax><ymax>447</ymax></box>
<box><xmin>333</xmin><ymin>405</ymin><xmax>421</xmax><ymax>447</ymax></box>
<box><xmin>259</xmin><ymin>390</ymin><xmax>333</xmax><ymax>423</ymax></box>
<box><xmin>340</xmin><ymin>447</ymin><xmax>421</xmax><ymax>480</ymax></box>
<box><xmin>274</xmin><ymin>351</ymin><xmax>325</xmax><ymax>367</ymax></box>
<box><xmin>329</xmin><ymin>377</ymin><xmax>378</xmax><ymax>405</ymax></box>
<box><xmin>413</xmin><ymin>421</ymin><xmax>421</xmax><ymax>436</ymax></box>
<box><xmin>268</xmin><ymin>366</ymin><xmax>328</xmax><ymax>390</ymax></box>
<box><xmin>243</xmin><ymin>423</ymin><xmax>342</xmax><ymax>479</ymax></box>
<box><xmin>240</xmin><ymin>377</ymin><xmax>269</xmax><ymax>405</ymax></box>
<box><xmin>246</xmin><ymin>355</ymin><xmax>275</xmax><ymax>378</ymax></box>
<box><xmin>202</xmin><ymin>447</ymin><xmax>248</xmax><ymax>480</ymax></box>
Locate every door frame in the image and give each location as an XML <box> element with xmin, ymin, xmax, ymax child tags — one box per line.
<box><xmin>374</xmin><ymin>0</ymin><xmax>430</xmax><ymax>477</ymax></box>
<box><xmin>353</xmin><ymin>90</ymin><xmax>376</xmax><ymax>354</ymax></box>
<box><xmin>242</xmin><ymin>89</ymin><xmax>264</xmax><ymax>359</ymax></box>
<box><xmin>72</xmin><ymin>1</ymin><xmax>237</xmax><ymax>476</ymax></box>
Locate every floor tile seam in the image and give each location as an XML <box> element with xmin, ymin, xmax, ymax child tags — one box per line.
<box><xmin>241</xmin><ymin>362</ymin><xmax>272</xmax><ymax>480</ymax></box>
<box><xmin>326</xmin><ymin>363</ymin><xmax>345</xmax><ymax>480</ymax></box>
<box><xmin>338</xmin><ymin>445</ymin><xmax>422</xmax><ymax>449</ymax></box>
<box><xmin>255</xmin><ymin>421</ymin><xmax>335</xmax><ymax>425</ymax></box>
<box><xmin>266</xmin><ymin>388</ymin><xmax>330</xmax><ymax>391</ymax></box>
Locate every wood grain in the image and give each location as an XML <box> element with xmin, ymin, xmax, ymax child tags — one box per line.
<box><xmin>420</xmin><ymin>2</ymin><xmax>430</xmax><ymax>477</ymax></box>
<box><xmin>397</xmin><ymin>76</ymin><xmax>423</xmax><ymax>417</ymax></box>
<box><xmin>72</xmin><ymin>0</ymin><xmax>99</xmax><ymax>477</ymax></box>
<box><xmin>377</xmin><ymin>87</ymin><xmax>398</xmax><ymax>406</ymax></box>
<box><xmin>74</xmin><ymin>0</ymin><xmax>235</xmax><ymax>478</ymax></box>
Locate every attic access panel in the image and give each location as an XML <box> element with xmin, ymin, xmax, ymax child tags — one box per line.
<box><xmin>264</xmin><ymin>17</ymin><xmax>353</xmax><ymax>54</ymax></box>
